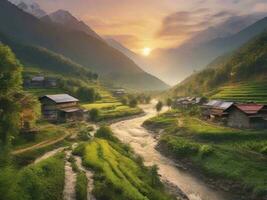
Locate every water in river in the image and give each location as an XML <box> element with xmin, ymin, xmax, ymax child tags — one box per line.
<box><xmin>110</xmin><ymin>102</ymin><xmax>234</xmax><ymax>200</ymax></box>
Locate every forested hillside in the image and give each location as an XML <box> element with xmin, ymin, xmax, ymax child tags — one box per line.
<box><xmin>170</xmin><ymin>30</ymin><xmax>267</xmax><ymax>102</ymax></box>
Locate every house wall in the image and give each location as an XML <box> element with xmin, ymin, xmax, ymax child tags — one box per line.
<box><xmin>56</xmin><ymin>102</ymin><xmax>77</xmax><ymax>109</ymax></box>
<box><xmin>250</xmin><ymin>118</ymin><xmax>267</xmax><ymax>129</ymax></box>
<box><xmin>227</xmin><ymin>109</ymin><xmax>250</xmax><ymax>129</ymax></box>
<box><xmin>40</xmin><ymin>98</ymin><xmax>58</xmax><ymax>121</ymax></box>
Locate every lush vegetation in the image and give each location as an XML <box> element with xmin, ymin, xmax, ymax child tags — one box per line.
<box><xmin>210</xmin><ymin>81</ymin><xmax>267</xmax><ymax>103</ymax></box>
<box><xmin>170</xmin><ymin>31</ymin><xmax>267</xmax><ymax>99</ymax></box>
<box><xmin>74</xmin><ymin>126</ymin><xmax>174</xmax><ymax>200</ymax></box>
<box><xmin>76</xmin><ymin>171</ymin><xmax>88</xmax><ymax>200</ymax></box>
<box><xmin>0</xmin><ymin>153</ymin><xmax>65</xmax><ymax>200</ymax></box>
<box><xmin>144</xmin><ymin>110</ymin><xmax>267</xmax><ymax>198</ymax></box>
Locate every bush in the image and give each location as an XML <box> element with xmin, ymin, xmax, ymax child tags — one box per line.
<box><xmin>95</xmin><ymin>126</ymin><xmax>118</xmax><ymax>142</ymax></box>
<box><xmin>89</xmin><ymin>108</ymin><xmax>99</xmax><ymax>122</ymax></box>
<box><xmin>129</xmin><ymin>99</ymin><xmax>138</xmax><ymax>108</ymax></box>
<box><xmin>199</xmin><ymin>145</ymin><xmax>214</xmax><ymax>158</ymax></box>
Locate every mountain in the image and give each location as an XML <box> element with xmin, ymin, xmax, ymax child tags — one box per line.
<box><xmin>8</xmin><ymin>0</ymin><xmax>46</xmax><ymax>18</ymax></box>
<box><xmin>152</xmin><ymin>15</ymin><xmax>267</xmax><ymax>85</ymax></box>
<box><xmin>41</xmin><ymin>10</ymin><xmax>102</xmax><ymax>40</ymax></box>
<box><xmin>168</xmin><ymin>30</ymin><xmax>267</xmax><ymax>102</ymax></box>
<box><xmin>0</xmin><ymin>0</ymin><xmax>169</xmax><ymax>91</ymax></box>
<box><xmin>0</xmin><ymin>32</ymin><xmax>97</xmax><ymax>80</ymax></box>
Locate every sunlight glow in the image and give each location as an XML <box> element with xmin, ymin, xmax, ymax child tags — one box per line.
<box><xmin>142</xmin><ymin>47</ymin><xmax>151</xmax><ymax>56</ymax></box>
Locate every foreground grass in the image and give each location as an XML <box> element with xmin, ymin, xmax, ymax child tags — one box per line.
<box><xmin>74</xmin><ymin>127</ymin><xmax>174</xmax><ymax>200</ymax></box>
<box><xmin>0</xmin><ymin>153</ymin><xmax>65</xmax><ymax>200</ymax></box>
<box><xmin>144</xmin><ymin>111</ymin><xmax>267</xmax><ymax>198</ymax></box>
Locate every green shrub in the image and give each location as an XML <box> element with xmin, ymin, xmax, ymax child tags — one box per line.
<box><xmin>89</xmin><ymin>108</ymin><xmax>99</xmax><ymax>122</ymax></box>
<box><xmin>199</xmin><ymin>145</ymin><xmax>214</xmax><ymax>158</ymax></box>
<box><xmin>95</xmin><ymin>126</ymin><xmax>118</xmax><ymax>142</ymax></box>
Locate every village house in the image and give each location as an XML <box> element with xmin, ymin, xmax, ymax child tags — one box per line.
<box><xmin>39</xmin><ymin>94</ymin><xmax>83</xmax><ymax>122</ymax></box>
<box><xmin>173</xmin><ymin>97</ymin><xmax>205</xmax><ymax>109</ymax></box>
<box><xmin>202</xmin><ymin>100</ymin><xmax>234</xmax><ymax>121</ymax></box>
<box><xmin>226</xmin><ymin>104</ymin><xmax>267</xmax><ymax>129</ymax></box>
<box><xmin>24</xmin><ymin>76</ymin><xmax>58</xmax><ymax>88</ymax></box>
<box><xmin>111</xmin><ymin>88</ymin><xmax>126</xmax><ymax>97</ymax></box>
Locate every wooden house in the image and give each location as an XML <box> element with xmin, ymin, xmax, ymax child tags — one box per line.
<box><xmin>202</xmin><ymin>100</ymin><xmax>234</xmax><ymax>121</ymax></box>
<box><xmin>39</xmin><ymin>94</ymin><xmax>83</xmax><ymax>122</ymax></box>
<box><xmin>227</xmin><ymin>104</ymin><xmax>267</xmax><ymax>129</ymax></box>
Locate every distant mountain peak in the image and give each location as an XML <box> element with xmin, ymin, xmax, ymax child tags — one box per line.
<box><xmin>8</xmin><ymin>0</ymin><xmax>46</xmax><ymax>18</ymax></box>
<box><xmin>42</xmin><ymin>9</ymin><xmax>102</xmax><ymax>40</ymax></box>
<box><xmin>48</xmin><ymin>9</ymin><xmax>77</xmax><ymax>23</ymax></box>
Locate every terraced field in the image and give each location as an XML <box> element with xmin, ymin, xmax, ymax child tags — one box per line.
<box><xmin>211</xmin><ymin>81</ymin><xmax>267</xmax><ymax>103</ymax></box>
<box><xmin>79</xmin><ymin>138</ymin><xmax>173</xmax><ymax>200</ymax></box>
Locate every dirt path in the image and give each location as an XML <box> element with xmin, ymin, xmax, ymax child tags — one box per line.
<box><xmin>34</xmin><ymin>147</ymin><xmax>65</xmax><ymax>164</ymax></box>
<box><xmin>63</xmin><ymin>150</ymin><xmax>77</xmax><ymax>200</ymax></box>
<box><xmin>75</xmin><ymin>156</ymin><xmax>96</xmax><ymax>200</ymax></box>
<box><xmin>11</xmin><ymin>132</ymin><xmax>70</xmax><ymax>155</ymax></box>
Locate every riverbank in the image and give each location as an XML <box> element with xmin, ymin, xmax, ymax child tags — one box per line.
<box><xmin>143</xmin><ymin>110</ymin><xmax>267</xmax><ymax>200</ymax></box>
<box><xmin>111</xmin><ymin>103</ymin><xmax>234</xmax><ymax>200</ymax></box>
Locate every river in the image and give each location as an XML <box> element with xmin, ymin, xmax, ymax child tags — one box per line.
<box><xmin>110</xmin><ymin>101</ymin><xmax>235</xmax><ymax>200</ymax></box>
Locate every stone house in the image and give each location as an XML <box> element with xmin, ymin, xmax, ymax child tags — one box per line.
<box><xmin>39</xmin><ymin>94</ymin><xmax>83</xmax><ymax>122</ymax></box>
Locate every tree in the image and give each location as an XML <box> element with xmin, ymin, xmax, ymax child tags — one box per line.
<box><xmin>17</xmin><ymin>93</ymin><xmax>41</xmax><ymax>130</ymax></box>
<box><xmin>120</xmin><ymin>97</ymin><xmax>128</xmax><ymax>105</ymax></box>
<box><xmin>166</xmin><ymin>98</ymin><xmax>173</xmax><ymax>109</ymax></box>
<box><xmin>76</xmin><ymin>87</ymin><xmax>96</xmax><ymax>102</ymax></box>
<box><xmin>89</xmin><ymin>108</ymin><xmax>99</xmax><ymax>122</ymax></box>
<box><xmin>129</xmin><ymin>98</ymin><xmax>138</xmax><ymax>108</ymax></box>
<box><xmin>0</xmin><ymin>45</ymin><xmax>22</xmax><ymax>164</ymax></box>
<box><xmin>156</xmin><ymin>101</ymin><xmax>163</xmax><ymax>114</ymax></box>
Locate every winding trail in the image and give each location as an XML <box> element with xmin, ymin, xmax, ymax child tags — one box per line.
<box><xmin>110</xmin><ymin>101</ymin><xmax>235</xmax><ymax>200</ymax></box>
<box><xmin>63</xmin><ymin>150</ymin><xmax>77</xmax><ymax>200</ymax></box>
<box><xmin>12</xmin><ymin>132</ymin><xmax>70</xmax><ymax>155</ymax></box>
<box><xmin>75</xmin><ymin>156</ymin><xmax>96</xmax><ymax>200</ymax></box>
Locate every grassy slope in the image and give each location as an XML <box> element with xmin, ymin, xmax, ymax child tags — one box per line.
<box><xmin>76</xmin><ymin>137</ymin><xmax>174</xmax><ymax>200</ymax></box>
<box><xmin>0</xmin><ymin>153</ymin><xmax>65</xmax><ymax>200</ymax></box>
<box><xmin>144</xmin><ymin>111</ymin><xmax>267</xmax><ymax>198</ymax></box>
<box><xmin>169</xmin><ymin>31</ymin><xmax>267</xmax><ymax>102</ymax></box>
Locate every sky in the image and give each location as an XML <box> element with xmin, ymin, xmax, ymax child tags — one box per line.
<box><xmin>32</xmin><ymin>0</ymin><xmax>267</xmax><ymax>53</ymax></box>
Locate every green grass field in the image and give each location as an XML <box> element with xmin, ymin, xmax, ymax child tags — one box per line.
<box><xmin>12</xmin><ymin>122</ymin><xmax>68</xmax><ymax>150</ymax></box>
<box><xmin>0</xmin><ymin>153</ymin><xmax>65</xmax><ymax>200</ymax></box>
<box><xmin>144</xmin><ymin>111</ymin><xmax>267</xmax><ymax>198</ymax></box>
<box><xmin>210</xmin><ymin>81</ymin><xmax>267</xmax><ymax>103</ymax></box>
<box><xmin>74</xmin><ymin>127</ymin><xmax>174</xmax><ymax>200</ymax></box>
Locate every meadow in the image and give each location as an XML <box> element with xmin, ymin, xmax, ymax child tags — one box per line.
<box><xmin>210</xmin><ymin>81</ymin><xmax>267</xmax><ymax>103</ymax></box>
<box><xmin>73</xmin><ymin>127</ymin><xmax>175</xmax><ymax>200</ymax></box>
<box><xmin>144</xmin><ymin>111</ymin><xmax>267</xmax><ymax>198</ymax></box>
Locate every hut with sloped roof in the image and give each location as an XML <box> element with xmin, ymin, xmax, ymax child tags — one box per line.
<box><xmin>39</xmin><ymin>94</ymin><xmax>83</xmax><ymax>122</ymax></box>
<box><xmin>227</xmin><ymin>104</ymin><xmax>267</xmax><ymax>129</ymax></box>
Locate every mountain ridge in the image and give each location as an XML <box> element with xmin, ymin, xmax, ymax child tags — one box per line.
<box><xmin>0</xmin><ymin>0</ymin><xmax>169</xmax><ymax>91</ymax></box>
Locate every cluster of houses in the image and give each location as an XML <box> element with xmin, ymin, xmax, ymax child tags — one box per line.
<box><xmin>173</xmin><ymin>97</ymin><xmax>267</xmax><ymax>129</ymax></box>
<box><xmin>24</xmin><ymin>76</ymin><xmax>57</xmax><ymax>88</ymax></box>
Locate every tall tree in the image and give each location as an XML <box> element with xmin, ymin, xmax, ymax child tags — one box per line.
<box><xmin>0</xmin><ymin>45</ymin><xmax>22</xmax><ymax>164</ymax></box>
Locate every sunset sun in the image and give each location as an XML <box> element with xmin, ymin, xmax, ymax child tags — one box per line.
<box><xmin>142</xmin><ymin>47</ymin><xmax>151</xmax><ymax>56</ymax></box>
